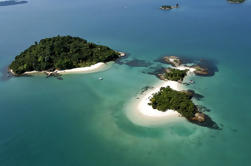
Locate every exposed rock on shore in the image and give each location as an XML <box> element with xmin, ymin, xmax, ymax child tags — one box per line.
<box><xmin>192</xmin><ymin>112</ymin><xmax>206</xmax><ymax>122</ymax></box>
<box><xmin>192</xmin><ymin>65</ymin><xmax>209</xmax><ymax>76</ymax></box>
<box><xmin>163</xmin><ymin>56</ymin><xmax>182</xmax><ymax>67</ymax></box>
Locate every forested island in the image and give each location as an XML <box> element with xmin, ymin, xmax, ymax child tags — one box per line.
<box><xmin>160</xmin><ymin>4</ymin><xmax>179</xmax><ymax>10</ymax></box>
<box><xmin>227</xmin><ymin>0</ymin><xmax>245</xmax><ymax>3</ymax></box>
<box><xmin>149</xmin><ymin>86</ymin><xmax>198</xmax><ymax>121</ymax></box>
<box><xmin>0</xmin><ymin>0</ymin><xmax>28</xmax><ymax>6</ymax></box>
<box><xmin>9</xmin><ymin>36</ymin><xmax>121</xmax><ymax>75</ymax></box>
<box><xmin>164</xmin><ymin>68</ymin><xmax>188</xmax><ymax>81</ymax></box>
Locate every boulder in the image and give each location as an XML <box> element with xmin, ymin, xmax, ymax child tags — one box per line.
<box><xmin>192</xmin><ymin>65</ymin><xmax>209</xmax><ymax>76</ymax></box>
<box><xmin>192</xmin><ymin>112</ymin><xmax>206</xmax><ymax>122</ymax></box>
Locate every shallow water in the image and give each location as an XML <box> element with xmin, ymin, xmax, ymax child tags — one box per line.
<box><xmin>0</xmin><ymin>0</ymin><xmax>251</xmax><ymax>165</ymax></box>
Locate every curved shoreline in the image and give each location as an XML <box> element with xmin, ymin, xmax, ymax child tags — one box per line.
<box><xmin>10</xmin><ymin>62</ymin><xmax>110</xmax><ymax>76</ymax></box>
<box><xmin>9</xmin><ymin>51</ymin><xmax>125</xmax><ymax>76</ymax></box>
<box><xmin>126</xmin><ymin>80</ymin><xmax>184</xmax><ymax>127</ymax></box>
<box><xmin>126</xmin><ymin>65</ymin><xmax>196</xmax><ymax>127</ymax></box>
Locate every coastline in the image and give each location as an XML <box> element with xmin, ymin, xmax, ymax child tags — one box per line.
<box><xmin>55</xmin><ymin>62</ymin><xmax>108</xmax><ymax>74</ymax></box>
<box><xmin>126</xmin><ymin>65</ymin><xmax>196</xmax><ymax>127</ymax></box>
<box><xmin>126</xmin><ymin>80</ymin><xmax>184</xmax><ymax>127</ymax></box>
<box><xmin>10</xmin><ymin>62</ymin><xmax>110</xmax><ymax>76</ymax></box>
<box><xmin>10</xmin><ymin>52</ymin><xmax>125</xmax><ymax>76</ymax></box>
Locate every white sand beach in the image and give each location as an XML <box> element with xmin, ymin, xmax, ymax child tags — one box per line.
<box><xmin>126</xmin><ymin>80</ymin><xmax>185</xmax><ymax>127</ymax></box>
<box><xmin>55</xmin><ymin>62</ymin><xmax>108</xmax><ymax>74</ymax></box>
<box><xmin>20</xmin><ymin>62</ymin><xmax>112</xmax><ymax>76</ymax></box>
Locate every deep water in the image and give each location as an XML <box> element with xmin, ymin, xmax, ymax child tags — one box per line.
<box><xmin>0</xmin><ymin>0</ymin><xmax>251</xmax><ymax>165</ymax></box>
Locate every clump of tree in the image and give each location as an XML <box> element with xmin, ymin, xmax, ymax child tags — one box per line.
<box><xmin>164</xmin><ymin>68</ymin><xmax>188</xmax><ymax>81</ymax></box>
<box><xmin>9</xmin><ymin>36</ymin><xmax>120</xmax><ymax>75</ymax></box>
<box><xmin>149</xmin><ymin>86</ymin><xmax>197</xmax><ymax>119</ymax></box>
<box><xmin>227</xmin><ymin>0</ymin><xmax>245</xmax><ymax>3</ymax></box>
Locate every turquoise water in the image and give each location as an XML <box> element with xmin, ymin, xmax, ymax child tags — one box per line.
<box><xmin>1</xmin><ymin>0</ymin><xmax>251</xmax><ymax>165</ymax></box>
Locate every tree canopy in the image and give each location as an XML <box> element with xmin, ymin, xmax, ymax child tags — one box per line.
<box><xmin>164</xmin><ymin>68</ymin><xmax>188</xmax><ymax>81</ymax></box>
<box><xmin>10</xmin><ymin>36</ymin><xmax>119</xmax><ymax>74</ymax></box>
<box><xmin>149</xmin><ymin>86</ymin><xmax>197</xmax><ymax>119</ymax></box>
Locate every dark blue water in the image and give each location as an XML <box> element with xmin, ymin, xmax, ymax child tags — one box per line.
<box><xmin>0</xmin><ymin>0</ymin><xmax>251</xmax><ymax>165</ymax></box>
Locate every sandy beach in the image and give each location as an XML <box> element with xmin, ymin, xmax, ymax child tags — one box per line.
<box><xmin>19</xmin><ymin>62</ymin><xmax>112</xmax><ymax>76</ymax></box>
<box><xmin>55</xmin><ymin>62</ymin><xmax>108</xmax><ymax>74</ymax></box>
<box><xmin>126</xmin><ymin>80</ymin><xmax>185</xmax><ymax>127</ymax></box>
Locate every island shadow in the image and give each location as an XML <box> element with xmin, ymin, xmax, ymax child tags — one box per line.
<box><xmin>116</xmin><ymin>58</ymin><xmax>153</xmax><ymax>68</ymax></box>
<box><xmin>0</xmin><ymin>0</ymin><xmax>28</xmax><ymax>6</ymax></box>
<box><xmin>142</xmin><ymin>65</ymin><xmax>166</xmax><ymax>76</ymax></box>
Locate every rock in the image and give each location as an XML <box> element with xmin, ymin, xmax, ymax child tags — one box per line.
<box><xmin>182</xmin><ymin>90</ymin><xmax>195</xmax><ymax>98</ymax></box>
<box><xmin>119</xmin><ymin>52</ymin><xmax>126</xmax><ymax>57</ymax></box>
<box><xmin>157</xmin><ymin>74</ymin><xmax>166</xmax><ymax>81</ymax></box>
<box><xmin>163</xmin><ymin>56</ymin><xmax>182</xmax><ymax>67</ymax></box>
<box><xmin>192</xmin><ymin>65</ymin><xmax>209</xmax><ymax>76</ymax></box>
<box><xmin>192</xmin><ymin>112</ymin><xmax>206</xmax><ymax>122</ymax></box>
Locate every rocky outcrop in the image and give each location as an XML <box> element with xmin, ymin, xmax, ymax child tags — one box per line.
<box><xmin>192</xmin><ymin>65</ymin><xmax>209</xmax><ymax>76</ymax></box>
<box><xmin>192</xmin><ymin>112</ymin><xmax>206</xmax><ymax>122</ymax></box>
<box><xmin>157</xmin><ymin>73</ymin><xmax>166</xmax><ymax>81</ymax></box>
<box><xmin>163</xmin><ymin>56</ymin><xmax>182</xmax><ymax>67</ymax></box>
<box><xmin>118</xmin><ymin>52</ymin><xmax>126</xmax><ymax>57</ymax></box>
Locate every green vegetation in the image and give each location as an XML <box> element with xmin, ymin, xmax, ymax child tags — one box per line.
<box><xmin>160</xmin><ymin>4</ymin><xmax>179</xmax><ymax>10</ymax></box>
<box><xmin>160</xmin><ymin>5</ymin><xmax>173</xmax><ymax>9</ymax></box>
<box><xmin>164</xmin><ymin>68</ymin><xmax>188</xmax><ymax>81</ymax></box>
<box><xmin>149</xmin><ymin>86</ymin><xmax>197</xmax><ymax>119</ymax></box>
<box><xmin>227</xmin><ymin>0</ymin><xmax>245</xmax><ymax>3</ymax></box>
<box><xmin>9</xmin><ymin>36</ymin><xmax>120</xmax><ymax>74</ymax></box>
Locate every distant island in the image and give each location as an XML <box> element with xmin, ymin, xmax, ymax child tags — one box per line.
<box><xmin>227</xmin><ymin>0</ymin><xmax>245</xmax><ymax>3</ymax></box>
<box><xmin>160</xmin><ymin>3</ymin><xmax>179</xmax><ymax>10</ymax></box>
<box><xmin>0</xmin><ymin>0</ymin><xmax>28</xmax><ymax>6</ymax></box>
<box><xmin>9</xmin><ymin>36</ymin><xmax>124</xmax><ymax>76</ymax></box>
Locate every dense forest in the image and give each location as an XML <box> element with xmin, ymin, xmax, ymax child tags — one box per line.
<box><xmin>9</xmin><ymin>36</ymin><xmax>120</xmax><ymax>74</ymax></box>
<box><xmin>149</xmin><ymin>86</ymin><xmax>197</xmax><ymax>119</ymax></box>
<box><xmin>164</xmin><ymin>68</ymin><xmax>188</xmax><ymax>81</ymax></box>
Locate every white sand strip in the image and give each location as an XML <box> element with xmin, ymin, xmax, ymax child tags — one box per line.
<box><xmin>56</xmin><ymin>62</ymin><xmax>107</xmax><ymax>74</ymax></box>
<box><xmin>22</xmin><ymin>62</ymin><xmax>112</xmax><ymax>75</ymax></box>
<box><xmin>125</xmin><ymin>80</ymin><xmax>186</xmax><ymax>127</ymax></box>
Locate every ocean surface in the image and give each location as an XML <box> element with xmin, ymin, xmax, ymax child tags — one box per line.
<box><xmin>0</xmin><ymin>0</ymin><xmax>251</xmax><ymax>165</ymax></box>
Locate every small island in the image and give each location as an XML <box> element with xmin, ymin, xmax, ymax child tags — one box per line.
<box><xmin>158</xmin><ymin>68</ymin><xmax>188</xmax><ymax>82</ymax></box>
<box><xmin>227</xmin><ymin>0</ymin><xmax>245</xmax><ymax>3</ymax></box>
<box><xmin>160</xmin><ymin>3</ymin><xmax>179</xmax><ymax>10</ymax></box>
<box><xmin>9</xmin><ymin>36</ymin><xmax>124</xmax><ymax>76</ymax></box>
<box><xmin>0</xmin><ymin>0</ymin><xmax>28</xmax><ymax>6</ymax></box>
<box><xmin>163</xmin><ymin>56</ymin><xmax>210</xmax><ymax>76</ymax></box>
<box><xmin>149</xmin><ymin>86</ymin><xmax>199</xmax><ymax>121</ymax></box>
<box><xmin>128</xmin><ymin>55</ymin><xmax>219</xmax><ymax>129</ymax></box>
